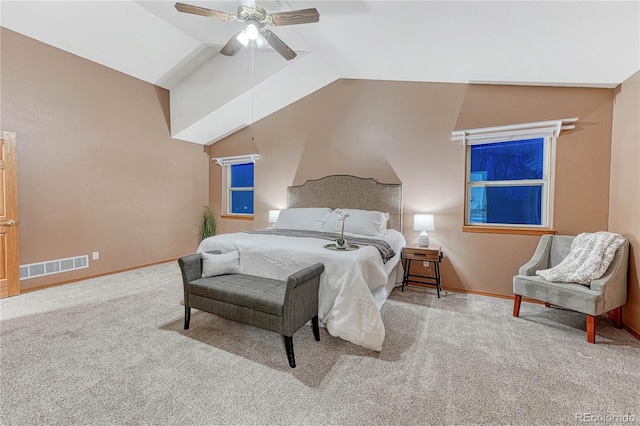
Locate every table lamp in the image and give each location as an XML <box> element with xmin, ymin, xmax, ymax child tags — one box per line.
<box><xmin>414</xmin><ymin>214</ymin><xmax>435</xmax><ymax>247</ymax></box>
<box><xmin>268</xmin><ymin>210</ymin><xmax>281</xmax><ymax>224</ymax></box>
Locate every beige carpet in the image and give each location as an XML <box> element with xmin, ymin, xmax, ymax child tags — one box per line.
<box><xmin>1</xmin><ymin>262</ymin><xmax>638</xmax><ymax>425</ymax></box>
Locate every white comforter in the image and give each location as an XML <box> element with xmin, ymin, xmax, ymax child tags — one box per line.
<box><xmin>196</xmin><ymin>229</ymin><xmax>406</xmax><ymax>351</ymax></box>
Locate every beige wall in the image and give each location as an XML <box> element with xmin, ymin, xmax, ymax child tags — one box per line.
<box><xmin>610</xmin><ymin>71</ymin><xmax>640</xmax><ymax>335</ymax></box>
<box><xmin>0</xmin><ymin>29</ymin><xmax>209</xmax><ymax>291</ymax></box>
<box><xmin>208</xmin><ymin>79</ymin><xmax>614</xmax><ymax>297</ymax></box>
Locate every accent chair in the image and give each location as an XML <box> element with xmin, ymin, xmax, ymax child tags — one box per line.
<box><xmin>513</xmin><ymin>234</ymin><xmax>629</xmax><ymax>343</ymax></box>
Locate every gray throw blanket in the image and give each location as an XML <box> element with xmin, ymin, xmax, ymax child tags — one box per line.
<box><xmin>244</xmin><ymin>229</ymin><xmax>396</xmax><ymax>263</ymax></box>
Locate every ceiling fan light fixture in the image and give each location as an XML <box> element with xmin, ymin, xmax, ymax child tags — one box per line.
<box><xmin>245</xmin><ymin>23</ymin><xmax>259</xmax><ymax>40</ymax></box>
<box><xmin>176</xmin><ymin>2</ymin><xmax>319</xmax><ymax>61</ymax></box>
<box><xmin>236</xmin><ymin>31</ymin><xmax>249</xmax><ymax>47</ymax></box>
<box><xmin>255</xmin><ymin>32</ymin><xmax>268</xmax><ymax>48</ymax></box>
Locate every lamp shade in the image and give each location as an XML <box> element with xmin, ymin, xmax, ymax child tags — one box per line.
<box><xmin>245</xmin><ymin>23</ymin><xmax>259</xmax><ymax>40</ymax></box>
<box><xmin>413</xmin><ymin>214</ymin><xmax>435</xmax><ymax>231</ymax></box>
<box><xmin>236</xmin><ymin>31</ymin><xmax>249</xmax><ymax>47</ymax></box>
<box><xmin>269</xmin><ymin>210</ymin><xmax>281</xmax><ymax>224</ymax></box>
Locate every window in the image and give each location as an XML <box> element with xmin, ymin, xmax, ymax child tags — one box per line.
<box><xmin>213</xmin><ymin>154</ymin><xmax>260</xmax><ymax>217</ymax></box>
<box><xmin>228</xmin><ymin>162</ymin><xmax>254</xmax><ymax>215</ymax></box>
<box><xmin>467</xmin><ymin>137</ymin><xmax>548</xmax><ymax>226</ymax></box>
<box><xmin>452</xmin><ymin>118</ymin><xmax>577</xmax><ymax>232</ymax></box>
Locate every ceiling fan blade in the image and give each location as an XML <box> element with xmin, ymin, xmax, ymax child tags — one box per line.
<box><xmin>220</xmin><ymin>32</ymin><xmax>245</xmax><ymax>57</ymax></box>
<box><xmin>269</xmin><ymin>8</ymin><xmax>319</xmax><ymax>26</ymax></box>
<box><xmin>263</xmin><ymin>30</ymin><xmax>296</xmax><ymax>60</ymax></box>
<box><xmin>175</xmin><ymin>3</ymin><xmax>233</xmax><ymax>21</ymax></box>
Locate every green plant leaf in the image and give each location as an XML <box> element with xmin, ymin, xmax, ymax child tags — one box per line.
<box><xmin>199</xmin><ymin>206</ymin><xmax>216</xmax><ymax>240</ymax></box>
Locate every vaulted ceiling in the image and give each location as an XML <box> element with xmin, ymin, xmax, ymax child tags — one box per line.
<box><xmin>2</xmin><ymin>1</ymin><xmax>639</xmax><ymax>145</ymax></box>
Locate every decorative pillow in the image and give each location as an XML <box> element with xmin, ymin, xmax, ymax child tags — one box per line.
<box><xmin>323</xmin><ymin>208</ymin><xmax>390</xmax><ymax>237</ymax></box>
<box><xmin>273</xmin><ymin>207</ymin><xmax>332</xmax><ymax>231</ymax></box>
<box><xmin>201</xmin><ymin>250</ymin><xmax>240</xmax><ymax>278</ymax></box>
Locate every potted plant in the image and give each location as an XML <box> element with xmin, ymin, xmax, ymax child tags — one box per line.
<box><xmin>335</xmin><ymin>209</ymin><xmax>350</xmax><ymax>249</ymax></box>
<box><xmin>199</xmin><ymin>206</ymin><xmax>216</xmax><ymax>240</ymax></box>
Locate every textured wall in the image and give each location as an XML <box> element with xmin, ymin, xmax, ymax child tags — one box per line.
<box><xmin>1</xmin><ymin>29</ymin><xmax>209</xmax><ymax>290</ymax></box>
<box><xmin>610</xmin><ymin>71</ymin><xmax>640</xmax><ymax>335</ymax></box>
<box><xmin>208</xmin><ymin>78</ymin><xmax>615</xmax><ymax>297</ymax></box>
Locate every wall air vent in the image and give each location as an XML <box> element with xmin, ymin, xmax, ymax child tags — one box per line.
<box><xmin>20</xmin><ymin>255</ymin><xmax>90</xmax><ymax>280</ymax></box>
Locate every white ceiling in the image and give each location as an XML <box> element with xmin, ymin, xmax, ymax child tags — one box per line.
<box><xmin>2</xmin><ymin>1</ymin><xmax>639</xmax><ymax>145</ymax></box>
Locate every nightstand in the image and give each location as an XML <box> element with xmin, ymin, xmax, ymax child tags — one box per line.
<box><xmin>401</xmin><ymin>245</ymin><xmax>443</xmax><ymax>297</ymax></box>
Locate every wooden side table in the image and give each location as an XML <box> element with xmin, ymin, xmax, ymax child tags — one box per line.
<box><xmin>401</xmin><ymin>245</ymin><xmax>443</xmax><ymax>297</ymax></box>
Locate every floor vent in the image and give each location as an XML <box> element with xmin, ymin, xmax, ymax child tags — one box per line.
<box><xmin>20</xmin><ymin>255</ymin><xmax>89</xmax><ymax>280</ymax></box>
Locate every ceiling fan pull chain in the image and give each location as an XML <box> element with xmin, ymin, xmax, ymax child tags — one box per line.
<box><xmin>251</xmin><ymin>42</ymin><xmax>255</xmax><ymax>142</ymax></box>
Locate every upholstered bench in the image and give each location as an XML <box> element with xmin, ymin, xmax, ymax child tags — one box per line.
<box><xmin>178</xmin><ymin>251</ymin><xmax>324</xmax><ymax>368</ymax></box>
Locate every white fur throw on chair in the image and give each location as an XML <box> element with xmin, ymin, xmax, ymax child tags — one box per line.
<box><xmin>536</xmin><ymin>231</ymin><xmax>626</xmax><ymax>284</ymax></box>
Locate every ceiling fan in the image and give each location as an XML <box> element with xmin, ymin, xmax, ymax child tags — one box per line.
<box><xmin>175</xmin><ymin>2</ymin><xmax>320</xmax><ymax>61</ymax></box>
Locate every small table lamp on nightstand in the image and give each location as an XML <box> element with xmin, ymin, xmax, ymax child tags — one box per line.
<box><xmin>414</xmin><ymin>214</ymin><xmax>435</xmax><ymax>247</ymax></box>
<box><xmin>269</xmin><ymin>210</ymin><xmax>281</xmax><ymax>225</ymax></box>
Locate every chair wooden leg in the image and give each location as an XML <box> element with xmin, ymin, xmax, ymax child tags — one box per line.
<box><xmin>513</xmin><ymin>295</ymin><xmax>522</xmax><ymax>317</ymax></box>
<box><xmin>612</xmin><ymin>307</ymin><xmax>622</xmax><ymax>329</ymax></box>
<box><xmin>586</xmin><ymin>315</ymin><xmax>596</xmax><ymax>343</ymax></box>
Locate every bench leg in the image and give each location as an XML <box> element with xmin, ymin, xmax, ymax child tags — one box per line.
<box><xmin>284</xmin><ymin>336</ymin><xmax>296</xmax><ymax>368</ymax></box>
<box><xmin>184</xmin><ymin>307</ymin><xmax>191</xmax><ymax>330</ymax></box>
<box><xmin>312</xmin><ymin>315</ymin><xmax>320</xmax><ymax>341</ymax></box>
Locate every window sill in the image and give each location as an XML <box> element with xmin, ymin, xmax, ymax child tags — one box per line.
<box><xmin>221</xmin><ymin>215</ymin><xmax>254</xmax><ymax>221</ymax></box>
<box><xmin>462</xmin><ymin>226</ymin><xmax>556</xmax><ymax>236</ymax></box>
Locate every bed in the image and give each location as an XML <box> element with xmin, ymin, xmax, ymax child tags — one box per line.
<box><xmin>196</xmin><ymin>175</ymin><xmax>405</xmax><ymax>351</ymax></box>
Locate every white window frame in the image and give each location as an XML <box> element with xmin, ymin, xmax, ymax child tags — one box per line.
<box><xmin>465</xmin><ymin>137</ymin><xmax>552</xmax><ymax>228</ymax></box>
<box><xmin>452</xmin><ymin>118</ymin><xmax>577</xmax><ymax>230</ymax></box>
<box><xmin>213</xmin><ymin>154</ymin><xmax>259</xmax><ymax>217</ymax></box>
<box><xmin>226</xmin><ymin>163</ymin><xmax>254</xmax><ymax>216</ymax></box>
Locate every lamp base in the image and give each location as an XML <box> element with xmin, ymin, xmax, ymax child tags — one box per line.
<box><xmin>418</xmin><ymin>232</ymin><xmax>430</xmax><ymax>247</ymax></box>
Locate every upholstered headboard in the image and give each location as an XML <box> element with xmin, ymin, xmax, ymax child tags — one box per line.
<box><xmin>287</xmin><ymin>175</ymin><xmax>403</xmax><ymax>231</ymax></box>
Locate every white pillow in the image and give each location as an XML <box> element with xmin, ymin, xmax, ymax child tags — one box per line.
<box><xmin>323</xmin><ymin>208</ymin><xmax>390</xmax><ymax>237</ymax></box>
<box><xmin>201</xmin><ymin>251</ymin><xmax>240</xmax><ymax>278</ymax></box>
<box><xmin>273</xmin><ymin>207</ymin><xmax>331</xmax><ymax>231</ymax></box>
